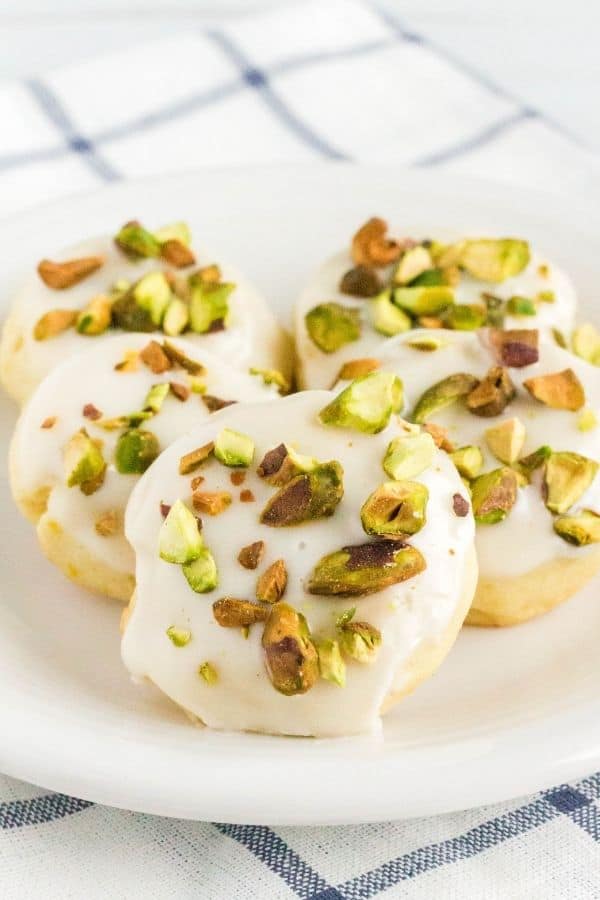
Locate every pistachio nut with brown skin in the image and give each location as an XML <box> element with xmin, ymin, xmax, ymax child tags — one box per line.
<box><xmin>339</xmin><ymin>265</ymin><xmax>382</xmax><ymax>298</ymax></box>
<box><xmin>261</xmin><ymin>603</ymin><xmax>319</xmax><ymax>696</ymax></box>
<box><xmin>466</xmin><ymin>366</ymin><xmax>516</xmax><ymax>417</ymax></box>
<box><xmin>487</xmin><ymin>328</ymin><xmax>539</xmax><ymax>367</ymax></box>
<box><xmin>213</xmin><ymin>597</ymin><xmax>268</xmax><ymax>628</ymax></box>
<box><xmin>308</xmin><ymin>540</ymin><xmax>426</xmax><ymax>597</ymax></box>
<box><xmin>260</xmin><ymin>461</ymin><xmax>343</xmax><ymax>526</ymax></box>
<box><xmin>470</xmin><ymin>468</ymin><xmax>518</xmax><ymax>524</ymax></box>
<box><xmin>37</xmin><ymin>255</ymin><xmax>104</xmax><ymax>289</ymax></box>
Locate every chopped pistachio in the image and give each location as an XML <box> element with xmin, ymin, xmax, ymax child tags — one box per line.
<box><xmin>445</xmin><ymin>304</ymin><xmax>487</xmax><ymax>331</ymax></box>
<box><xmin>338</xmin><ymin>621</ymin><xmax>382</xmax><ymax>663</ymax></box>
<box><xmin>543</xmin><ymin>452</ymin><xmax>598</xmax><ymax>515</ymax></box>
<box><xmin>458</xmin><ymin>239</ymin><xmax>530</xmax><ymax>282</ymax></box>
<box><xmin>213</xmin><ymin>597</ymin><xmax>268</xmax><ymax>628</ymax></box>
<box><xmin>411</xmin><ymin>373</ymin><xmax>479</xmax><ymax>423</ymax></box>
<box><xmin>94</xmin><ymin>509</ymin><xmax>121</xmax><ymax>537</ymax></box>
<box><xmin>339</xmin><ymin>265</ymin><xmax>381</xmax><ymax>298</ymax></box>
<box><xmin>154</xmin><ymin>222</ymin><xmax>191</xmax><ymax>246</ymax></box>
<box><xmin>161</xmin><ymin>341</ymin><xmax>205</xmax><ymax>375</ymax></box>
<box><xmin>37</xmin><ymin>255</ymin><xmax>104</xmax><ymax>289</ymax></box>
<box><xmin>166</xmin><ymin>626</ymin><xmax>192</xmax><ymax>647</ymax></box>
<box><xmin>361</xmin><ymin>481</ymin><xmax>428</xmax><ymax>537</ymax></box>
<box><xmin>160</xmin><ymin>240</ymin><xmax>196</xmax><ymax>268</ymax></box>
<box><xmin>114</xmin><ymin>349</ymin><xmax>140</xmax><ymax>373</ymax></box>
<box><xmin>418</xmin><ymin>315</ymin><xmax>444</xmax><ymax>329</ymax></box>
<box><xmin>351</xmin><ymin>217</ymin><xmax>402</xmax><ymax>267</ymax></box>
<box><xmin>140</xmin><ymin>340</ymin><xmax>171</xmax><ymax>374</ymax></box>
<box><xmin>308</xmin><ymin>540</ymin><xmax>426</xmax><ymax>597</ymax></box>
<box><xmin>202</xmin><ymin>395</ymin><xmax>235</xmax><ymax>413</ymax></box>
<box><xmin>413</xmin><ymin>266</ymin><xmax>455</xmax><ymax>287</ymax></box>
<box><xmin>393</xmin><ymin>285</ymin><xmax>454</xmax><ymax>316</ymax></box>
<box><xmin>572</xmin><ymin>323</ymin><xmax>600</xmax><ymax>365</ymax></box>
<box><xmin>82</xmin><ymin>403</ymin><xmax>102</xmax><ymax>421</ymax></box>
<box><xmin>238</xmin><ymin>541</ymin><xmax>265</xmax><ymax>570</ymax></box>
<box><xmin>189</xmin><ymin>377</ymin><xmax>206</xmax><ymax>394</ymax></box>
<box><xmin>76</xmin><ymin>295</ymin><xmax>112</xmax><ymax>335</ymax></box>
<box><xmin>507</xmin><ymin>296</ymin><xmax>537</xmax><ymax>317</ymax></box>
<box><xmin>241</xmin><ymin>489</ymin><xmax>255</xmax><ymax>503</ymax></box>
<box><xmin>64</xmin><ymin>429</ymin><xmax>106</xmax><ymax>492</ymax></box>
<box><xmin>537</xmin><ymin>290</ymin><xmax>555</xmax><ymax>303</ymax></box>
<box><xmin>41</xmin><ymin>416</ymin><xmax>57</xmax><ymax>429</ymax></box>
<box><xmin>554</xmin><ymin>510</ymin><xmax>600</xmax><ymax>546</ymax></box>
<box><xmin>406</xmin><ymin>335</ymin><xmax>446</xmax><ymax>351</ymax></box>
<box><xmin>423</xmin><ymin>422</ymin><xmax>454</xmax><ymax>452</ymax></box>
<box><xmin>133</xmin><ymin>271</ymin><xmax>172</xmax><ymax>326</ymax></box>
<box><xmin>169</xmin><ymin>381</ymin><xmax>190</xmax><ymax>402</ymax></box>
<box><xmin>523</xmin><ymin>368</ymin><xmax>585</xmax><ymax>411</ymax></box>
<box><xmin>179</xmin><ymin>442</ymin><xmax>214</xmax><ymax>475</ymax></box>
<box><xmin>260</xmin><ymin>461</ymin><xmax>344</xmax><ymax>526</ymax></box>
<box><xmin>115</xmin><ymin>429</ymin><xmax>159</xmax><ymax>474</ymax></box>
<box><xmin>249</xmin><ymin>367</ymin><xmax>290</xmax><ymax>394</ymax></box>
<box><xmin>485</xmin><ymin>418</ymin><xmax>526</xmax><ymax>464</ymax></box>
<box><xmin>383</xmin><ymin>432</ymin><xmax>435</xmax><ymax>480</ymax></box>
<box><xmin>214</xmin><ymin>428</ymin><xmax>255</xmax><ymax>468</ymax></box>
<box><xmin>488</xmin><ymin>328</ymin><xmax>539</xmax><ymax>367</ymax></box>
<box><xmin>256</xmin><ymin>559</ymin><xmax>288</xmax><ymax>603</ymax></box>
<box><xmin>143</xmin><ymin>382</ymin><xmax>170</xmax><ymax>414</ymax></box>
<box><xmin>257</xmin><ymin>444</ymin><xmax>319</xmax><ymax>486</ymax></box>
<box><xmin>370</xmin><ymin>288</ymin><xmax>412</xmax><ymax>336</ymax></box>
<box><xmin>316</xmin><ymin>639</ymin><xmax>346</xmax><ymax>686</ymax></box>
<box><xmin>190</xmin><ymin>264</ymin><xmax>221</xmax><ymax>286</ymax></box>
<box><xmin>305</xmin><ymin>302</ymin><xmax>361</xmax><ymax>352</ymax></box>
<box><xmin>450</xmin><ymin>445</ymin><xmax>484</xmax><ymax>480</ymax></box>
<box><xmin>452</xmin><ymin>494</ymin><xmax>470</xmax><ymax>517</ymax></box>
<box><xmin>578</xmin><ymin>409</ymin><xmax>598</xmax><ymax>432</ymax></box>
<box><xmin>162</xmin><ymin>298</ymin><xmax>190</xmax><ymax>336</ymax></box>
<box><xmin>159</xmin><ymin>499</ymin><xmax>203</xmax><ymax>564</ymax></box>
<box><xmin>393</xmin><ymin>245</ymin><xmax>433</xmax><ymax>285</ymax></box>
<box><xmin>188</xmin><ymin>281</ymin><xmax>234</xmax><ymax>333</ymax></box>
<box><xmin>183</xmin><ymin>547</ymin><xmax>218</xmax><ymax>593</ymax></box>
<box><xmin>198</xmin><ymin>661</ymin><xmax>218</xmax><ymax>684</ymax></box>
<box><xmin>319</xmin><ymin>372</ymin><xmax>403</xmax><ymax>434</ymax></box>
<box><xmin>33</xmin><ymin>309</ymin><xmax>78</xmax><ymax>340</ymax></box>
<box><xmin>262</xmin><ymin>603</ymin><xmax>319</xmax><ymax>695</ymax></box>
<box><xmin>470</xmin><ymin>468</ymin><xmax>518</xmax><ymax>524</ymax></box>
<box><xmin>553</xmin><ymin>328</ymin><xmax>568</xmax><ymax>349</ymax></box>
<box><xmin>115</xmin><ymin>222</ymin><xmax>161</xmax><ymax>258</ymax></box>
<box><xmin>336</xmin><ymin>358</ymin><xmax>381</xmax><ymax>381</ymax></box>
<box><xmin>111</xmin><ymin>291</ymin><xmax>155</xmax><ymax>332</ymax></box>
<box><xmin>482</xmin><ymin>292</ymin><xmax>506</xmax><ymax>328</ymax></box>
<box><xmin>466</xmin><ymin>366</ymin><xmax>516</xmax><ymax>417</ymax></box>
<box><xmin>336</xmin><ymin>607</ymin><xmax>356</xmax><ymax>628</ymax></box>
<box><xmin>516</xmin><ymin>445</ymin><xmax>552</xmax><ymax>481</ymax></box>
<box><xmin>192</xmin><ymin>490</ymin><xmax>232</xmax><ymax>516</ymax></box>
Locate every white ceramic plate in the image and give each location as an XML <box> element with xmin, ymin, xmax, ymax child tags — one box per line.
<box><xmin>1</xmin><ymin>166</ymin><xmax>599</xmax><ymax>825</ymax></box>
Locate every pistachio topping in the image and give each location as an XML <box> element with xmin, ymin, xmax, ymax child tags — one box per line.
<box><xmin>470</xmin><ymin>468</ymin><xmax>518</xmax><ymax>524</ymax></box>
<box><xmin>140</xmin><ymin>340</ymin><xmax>172</xmax><ymax>374</ymax></box>
<box><xmin>189</xmin><ymin>281</ymin><xmax>234</xmax><ymax>334</ymax></box>
<box><xmin>159</xmin><ymin>499</ymin><xmax>203</xmax><ymax>564</ymax></box>
<box><xmin>316</xmin><ymin>639</ymin><xmax>346</xmax><ymax>686</ymax></box>
<box><xmin>214</xmin><ymin>428</ymin><xmax>255</xmax><ymax>468</ymax></box>
<box><xmin>41</xmin><ymin>416</ymin><xmax>57</xmax><ymax>429</ymax></box>
<box><xmin>257</xmin><ymin>443</ymin><xmax>319</xmax><ymax>486</ymax></box>
<box><xmin>466</xmin><ymin>366</ymin><xmax>516</xmax><ymax>417</ymax></box>
<box><xmin>240</xmin><ymin>489</ymin><xmax>255</xmax><ymax>503</ymax></box>
<box><xmin>143</xmin><ymin>382</ymin><xmax>170</xmax><ymax>414</ymax></box>
<box><xmin>76</xmin><ymin>295</ymin><xmax>112</xmax><ymax>335</ymax></box>
<box><xmin>192</xmin><ymin>490</ymin><xmax>232</xmax><ymax>516</ymax></box>
<box><xmin>37</xmin><ymin>255</ymin><xmax>104</xmax><ymax>289</ymax></box>
<box><xmin>111</xmin><ymin>290</ymin><xmax>155</xmax><ymax>333</ymax></box>
<box><xmin>452</xmin><ymin>494</ymin><xmax>470</xmax><ymax>517</ymax></box>
<box><xmin>516</xmin><ymin>445</ymin><xmax>552</xmax><ymax>481</ymax></box>
<box><xmin>162</xmin><ymin>341</ymin><xmax>206</xmax><ymax>375</ymax></box>
<box><xmin>336</xmin><ymin>358</ymin><xmax>381</xmax><ymax>382</ymax></box>
<box><xmin>411</xmin><ymin>373</ymin><xmax>479</xmax><ymax>423</ymax></box>
<box><xmin>82</xmin><ymin>403</ymin><xmax>102</xmax><ymax>421</ymax></box>
<box><xmin>488</xmin><ymin>328</ymin><xmax>539</xmax><ymax>367</ymax></box>
<box><xmin>393</xmin><ymin>285</ymin><xmax>454</xmax><ymax>317</ymax></box>
<box><xmin>238</xmin><ymin>541</ymin><xmax>265</xmax><ymax>570</ymax></box>
<box><xmin>115</xmin><ymin>221</ymin><xmax>161</xmax><ymax>258</ymax></box>
<box><xmin>162</xmin><ymin>298</ymin><xmax>190</xmax><ymax>336</ymax></box>
<box><xmin>33</xmin><ymin>309</ymin><xmax>78</xmax><ymax>340</ymax></box>
<box><xmin>370</xmin><ymin>289</ymin><xmax>412</xmax><ymax>336</ymax></box>
<box><xmin>260</xmin><ymin>461</ymin><xmax>344</xmax><ymax>526</ymax></box>
<box><xmin>183</xmin><ymin>547</ymin><xmax>218</xmax><ymax>593</ymax></box>
<box><xmin>114</xmin><ymin>349</ymin><xmax>140</xmax><ymax>373</ymax></box>
<box><xmin>523</xmin><ymin>368</ymin><xmax>585</xmax><ymax>411</ymax></box>
<box><xmin>554</xmin><ymin>510</ymin><xmax>600</xmax><ymax>546</ymax></box>
<box><xmin>445</xmin><ymin>304</ymin><xmax>487</xmax><ymax>331</ymax></box>
<box><xmin>319</xmin><ymin>372</ymin><xmax>403</xmax><ymax>434</ymax></box>
<box><xmin>485</xmin><ymin>418</ymin><xmax>526</xmax><ymax>464</ymax></box>
<box><xmin>166</xmin><ymin>626</ymin><xmax>192</xmax><ymax>647</ymax></box>
<box><xmin>338</xmin><ymin>621</ymin><xmax>382</xmax><ymax>664</ymax></box>
<box><xmin>115</xmin><ymin>429</ymin><xmax>159</xmax><ymax>474</ymax></box>
<box><xmin>179</xmin><ymin>442</ymin><xmax>215</xmax><ymax>475</ymax></box>
<box><xmin>339</xmin><ymin>265</ymin><xmax>382</xmax><ymax>298</ymax></box>
<box><xmin>308</xmin><ymin>540</ymin><xmax>426</xmax><ymax>597</ymax></box>
<box><xmin>458</xmin><ymin>238</ymin><xmax>530</xmax><ymax>282</ymax></box>
<box><xmin>506</xmin><ymin>296</ymin><xmax>536</xmax><ymax>317</ymax></box>
<box><xmin>160</xmin><ymin>239</ymin><xmax>196</xmax><ymax>268</ymax></box>
<box><xmin>305</xmin><ymin>302</ymin><xmax>361</xmax><ymax>352</ymax></box>
<box><xmin>543</xmin><ymin>452</ymin><xmax>599</xmax><ymax>515</ymax></box>
<box><xmin>262</xmin><ymin>603</ymin><xmax>319</xmax><ymax>696</ymax></box>
<box><xmin>202</xmin><ymin>395</ymin><xmax>236</xmax><ymax>413</ymax></box>
<box><xmin>578</xmin><ymin>409</ymin><xmax>598</xmax><ymax>432</ymax></box>
<box><xmin>213</xmin><ymin>597</ymin><xmax>268</xmax><ymax>628</ymax></box>
<box><xmin>230</xmin><ymin>471</ymin><xmax>246</xmax><ymax>486</ymax></box>
<box><xmin>393</xmin><ymin>245</ymin><xmax>433</xmax><ymax>285</ymax></box>
<box><xmin>169</xmin><ymin>381</ymin><xmax>190</xmax><ymax>402</ymax></box>
<box><xmin>450</xmin><ymin>445</ymin><xmax>483</xmax><ymax>480</ymax></box>
<box><xmin>351</xmin><ymin>217</ymin><xmax>402</xmax><ymax>267</ymax></box>
<box><xmin>198</xmin><ymin>661</ymin><xmax>219</xmax><ymax>684</ymax></box>
<box><xmin>64</xmin><ymin>429</ymin><xmax>106</xmax><ymax>493</ymax></box>
<box><xmin>94</xmin><ymin>509</ymin><xmax>121</xmax><ymax>537</ymax></box>
<box><xmin>153</xmin><ymin>222</ymin><xmax>192</xmax><ymax>247</ymax></box>
<box><xmin>249</xmin><ymin>367</ymin><xmax>290</xmax><ymax>394</ymax></box>
<box><xmin>383</xmin><ymin>432</ymin><xmax>435</xmax><ymax>480</ymax></box>
<box><xmin>133</xmin><ymin>271</ymin><xmax>172</xmax><ymax>326</ymax></box>
<box><xmin>361</xmin><ymin>481</ymin><xmax>429</xmax><ymax>537</ymax></box>
<box><xmin>572</xmin><ymin>323</ymin><xmax>600</xmax><ymax>365</ymax></box>
<box><xmin>423</xmin><ymin>423</ymin><xmax>454</xmax><ymax>452</ymax></box>
<box><xmin>553</xmin><ymin>329</ymin><xmax>568</xmax><ymax>349</ymax></box>
<box><xmin>256</xmin><ymin>559</ymin><xmax>288</xmax><ymax>603</ymax></box>
<box><xmin>406</xmin><ymin>335</ymin><xmax>447</xmax><ymax>352</ymax></box>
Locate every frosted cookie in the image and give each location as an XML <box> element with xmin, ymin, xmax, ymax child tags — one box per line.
<box><xmin>295</xmin><ymin>217</ymin><xmax>578</xmax><ymax>389</ymax></box>
<box><xmin>121</xmin><ymin>383</ymin><xmax>477</xmax><ymax>737</ymax></box>
<box><xmin>337</xmin><ymin>328</ymin><xmax>600</xmax><ymax>626</ymax></box>
<box><xmin>1</xmin><ymin>220</ymin><xmax>291</xmax><ymax>404</ymax></box>
<box><xmin>10</xmin><ymin>333</ymin><xmax>278</xmax><ymax>601</ymax></box>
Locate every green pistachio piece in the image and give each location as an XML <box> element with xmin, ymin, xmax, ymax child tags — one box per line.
<box><xmin>524</xmin><ymin>368</ymin><xmax>585</xmax><ymax>411</ymax></box>
<box><xmin>450</xmin><ymin>445</ymin><xmax>483</xmax><ymax>480</ymax></box>
<box><xmin>133</xmin><ymin>271</ymin><xmax>172</xmax><ymax>326</ymax></box>
<box><xmin>159</xmin><ymin>499</ymin><xmax>203</xmax><ymax>564</ymax></box>
<box><xmin>383</xmin><ymin>432</ymin><xmax>435</xmax><ymax>480</ymax></box>
<box><xmin>445</xmin><ymin>304</ymin><xmax>487</xmax><ymax>331</ymax></box>
<box><xmin>336</xmin><ymin>607</ymin><xmax>356</xmax><ymax>628</ymax></box>
<box><xmin>76</xmin><ymin>295</ymin><xmax>112</xmax><ymax>335</ymax></box>
<box><xmin>482</xmin><ymin>293</ymin><xmax>506</xmax><ymax>328</ymax></box>
<box><xmin>484</xmin><ymin>417</ymin><xmax>526</xmax><ymax>464</ymax></box>
<box><xmin>338</xmin><ymin>621</ymin><xmax>381</xmax><ymax>663</ymax></box>
<box><xmin>64</xmin><ymin>429</ymin><xmax>106</xmax><ymax>490</ymax></box>
<box><xmin>257</xmin><ymin>443</ymin><xmax>319</xmax><ymax>486</ymax></box>
<box><xmin>370</xmin><ymin>289</ymin><xmax>412</xmax><ymax>336</ymax></box>
<box><xmin>115</xmin><ymin>429</ymin><xmax>160</xmax><ymax>474</ymax></box>
<box><xmin>411</xmin><ymin>373</ymin><xmax>479</xmax><ymax>423</ymax></box>
<box><xmin>189</xmin><ymin>281</ymin><xmax>234</xmax><ymax>333</ymax></box>
<box><xmin>115</xmin><ymin>222</ymin><xmax>161</xmax><ymax>258</ymax></box>
<box><xmin>198</xmin><ymin>661</ymin><xmax>219</xmax><ymax>684</ymax></box>
<box><xmin>153</xmin><ymin>222</ymin><xmax>192</xmax><ymax>246</ymax></box>
<box><xmin>393</xmin><ymin>245</ymin><xmax>433</xmax><ymax>285</ymax></box>
<box><xmin>471</xmin><ymin>468</ymin><xmax>518</xmax><ymax>524</ymax></box>
<box><xmin>143</xmin><ymin>382</ymin><xmax>170</xmax><ymax>414</ymax></box>
<box><xmin>305</xmin><ymin>302</ymin><xmax>361</xmax><ymax>352</ymax></box>
<box><xmin>316</xmin><ymin>639</ymin><xmax>346</xmax><ymax>687</ymax></box>
<box><xmin>260</xmin><ymin>461</ymin><xmax>344</xmax><ymax>526</ymax></box>
<box><xmin>213</xmin><ymin>428</ymin><xmax>255</xmax><ymax>468</ymax></box>
<box><xmin>537</xmin><ymin>290</ymin><xmax>555</xmax><ymax>303</ymax></box>
<box><xmin>507</xmin><ymin>296</ymin><xmax>537</xmax><ymax>317</ymax></box>
<box><xmin>458</xmin><ymin>239</ymin><xmax>530</xmax><ymax>282</ymax></box>
<box><xmin>319</xmin><ymin>372</ymin><xmax>404</xmax><ymax>434</ymax></box>
<box><xmin>162</xmin><ymin>298</ymin><xmax>190</xmax><ymax>336</ymax></box>
<box><xmin>516</xmin><ymin>445</ymin><xmax>552</xmax><ymax>481</ymax></box>
<box><xmin>572</xmin><ymin>323</ymin><xmax>600</xmax><ymax>365</ymax></box>
<box><xmin>166</xmin><ymin>625</ymin><xmax>192</xmax><ymax>647</ymax></box>
<box><xmin>392</xmin><ymin>285</ymin><xmax>454</xmax><ymax>316</ymax></box>
<box><xmin>409</xmin><ymin>267</ymin><xmax>447</xmax><ymax>287</ymax></box>
<box><xmin>249</xmin><ymin>367</ymin><xmax>290</xmax><ymax>394</ymax></box>
<box><xmin>110</xmin><ymin>291</ymin><xmax>156</xmax><ymax>332</ymax></box>
<box><xmin>361</xmin><ymin>481</ymin><xmax>428</xmax><ymax>537</ymax></box>
<box><xmin>183</xmin><ymin>547</ymin><xmax>219</xmax><ymax>593</ymax></box>
<box><xmin>262</xmin><ymin>603</ymin><xmax>319</xmax><ymax>696</ymax></box>
<box><xmin>554</xmin><ymin>509</ymin><xmax>600</xmax><ymax>546</ymax></box>
<box><xmin>578</xmin><ymin>409</ymin><xmax>598</xmax><ymax>432</ymax></box>
<box><xmin>543</xmin><ymin>452</ymin><xmax>599</xmax><ymax>515</ymax></box>
<box><xmin>406</xmin><ymin>335</ymin><xmax>447</xmax><ymax>351</ymax></box>
<box><xmin>553</xmin><ymin>328</ymin><xmax>568</xmax><ymax>349</ymax></box>
<box><xmin>308</xmin><ymin>540</ymin><xmax>426</xmax><ymax>597</ymax></box>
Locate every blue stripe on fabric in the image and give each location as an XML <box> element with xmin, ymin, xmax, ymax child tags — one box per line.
<box><xmin>26</xmin><ymin>79</ymin><xmax>120</xmax><ymax>182</ymax></box>
<box><xmin>207</xmin><ymin>30</ymin><xmax>348</xmax><ymax>161</ymax></box>
<box><xmin>0</xmin><ymin>792</ymin><xmax>93</xmax><ymax>829</ymax></box>
<box><xmin>413</xmin><ymin>109</ymin><xmax>535</xmax><ymax>167</ymax></box>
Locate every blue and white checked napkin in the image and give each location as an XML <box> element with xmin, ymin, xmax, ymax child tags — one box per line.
<box><xmin>2</xmin><ymin>1</ymin><xmax>600</xmax><ymax>897</ymax></box>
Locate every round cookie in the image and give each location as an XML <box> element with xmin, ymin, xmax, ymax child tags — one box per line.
<box><xmin>1</xmin><ymin>220</ymin><xmax>292</xmax><ymax>405</ymax></box>
<box><xmin>121</xmin><ymin>386</ymin><xmax>477</xmax><ymax>737</ymax></box>
<box><xmin>10</xmin><ymin>333</ymin><xmax>278</xmax><ymax>602</ymax></box>
<box><xmin>295</xmin><ymin>217</ymin><xmax>577</xmax><ymax>389</ymax></box>
<box><xmin>343</xmin><ymin>328</ymin><xmax>600</xmax><ymax>626</ymax></box>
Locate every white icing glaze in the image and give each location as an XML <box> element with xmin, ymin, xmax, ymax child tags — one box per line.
<box><xmin>295</xmin><ymin>247</ymin><xmax>577</xmax><ymax>389</ymax></box>
<box><xmin>1</xmin><ymin>234</ymin><xmax>290</xmax><ymax>403</ymax></box>
<box><xmin>10</xmin><ymin>333</ymin><xmax>276</xmax><ymax>577</ymax></box>
<box><xmin>122</xmin><ymin>392</ymin><xmax>475</xmax><ymax>737</ymax></box>
<box><xmin>365</xmin><ymin>330</ymin><xmax>600</xmax><ymax>578</ymax></box>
